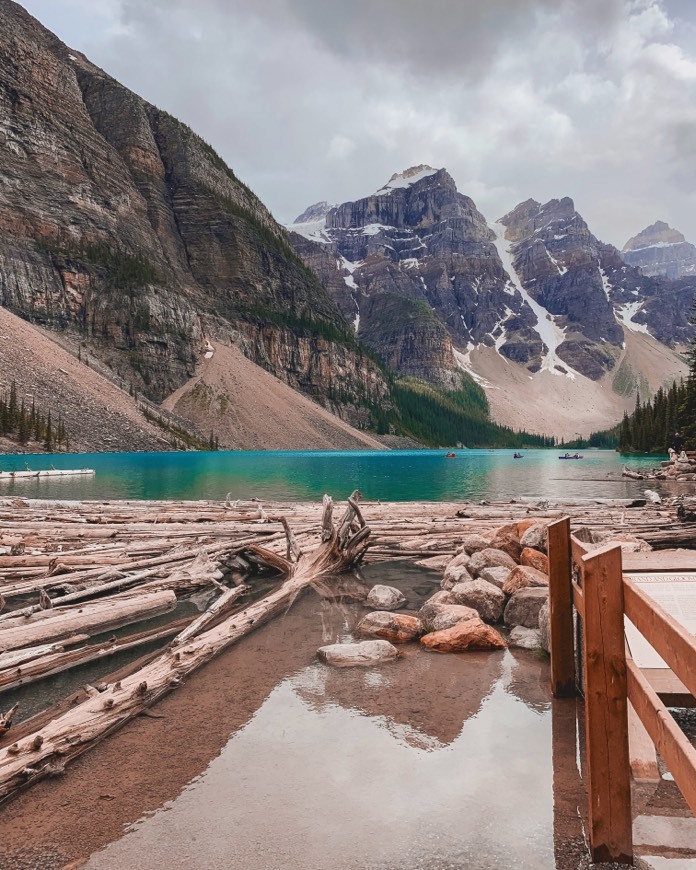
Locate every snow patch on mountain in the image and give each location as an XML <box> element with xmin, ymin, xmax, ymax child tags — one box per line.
<box><xmin>599</xmin><ymin>264</ymin><xmax>613</xmax><ymax>301</ymax></box>
<box><xmin>616</xmin><ymin>302</ymin><xmax>650</xmax><ymax>334</ymax></box>
<box><xmin>291</xmin><ymin>217</ymin><xmax>330</xmax><ymax>243</ymax></box>
<box><xmin>375</xmin><ymin>165</ymin><xmax>439</xmax><ymax>195</ymax></box>
<box><xmin>491</xmin><ymin>222</ymin><xmax>577</xmax><ymax>380</ymax></box>
<box><xmin>453</xmin><ymin>346</ymin><xmax>494</xmax><ymax>388</ymax></box>
<box><xmin>545</xmin><ymin>246</ymin><xmax>567</xmax><ymax>276</ymax></box>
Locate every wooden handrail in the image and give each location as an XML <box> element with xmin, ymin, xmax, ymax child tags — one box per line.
<box><xmin>623</xmin><ymin>577</ymin><xmax>696</xmax><ymax>700</ymax></box>
<box><xmin>626</xmin><ymin>658</ymin><xmax>696</xmax><ymax>814</ymax></box>
<box><xmin>547</xmin><ymin>516</ymin><xmax>696</xmax><ymax>863</ymax></box>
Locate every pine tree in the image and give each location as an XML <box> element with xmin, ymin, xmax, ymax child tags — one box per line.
<box><xmin>44</xmin><ymin>410</ymin><xmax>53</xmax><ymax>452</ymax></box>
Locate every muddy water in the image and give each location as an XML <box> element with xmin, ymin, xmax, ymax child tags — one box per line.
<box><xmin>82</xmin><ymin>565</ymin><xmax>586</xmax><ymax>870</ymax></box>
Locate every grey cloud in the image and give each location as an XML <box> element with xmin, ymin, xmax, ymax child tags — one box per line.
<box><xmin>16</xmin><ymin>0</ymin><xmax>696</xmax><ymax>247</ymax></box>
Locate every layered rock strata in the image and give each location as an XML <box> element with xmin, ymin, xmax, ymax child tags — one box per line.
<box><xmin>0</xmin><ymin>0</ymin><xmax>388</xmax><ymax>422</ymax></box>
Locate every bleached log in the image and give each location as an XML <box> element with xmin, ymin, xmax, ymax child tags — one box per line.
<box><xmin>0</xmin><ymin>589</ymin><xmax>176</xmax><ymax>651</ymax></box>
<box><xmin>0</xmin><ymin>618</ymin><xmax>191</xmax><ymax>693</ymax></box>
<box><xmin>0</xmin><ymin>493</ymin><xmax>371</xmax><ymax>800</ymax></box>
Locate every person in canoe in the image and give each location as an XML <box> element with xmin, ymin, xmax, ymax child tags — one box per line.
<box><xmin>445</xmin><ymin>451</ymin><xmax>456</xmax><ymax>458</ymax></box>
<box><xmin>513</xmin><ymin>452</ymin><xmax>523</xmax><ymax>459</ymax></box>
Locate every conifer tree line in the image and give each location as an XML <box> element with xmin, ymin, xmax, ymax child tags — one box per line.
<box><xmin>616</xmin><ymin>382</ymin><xmax>686</xmax><ymax>453</ymax></box>
<box><xmin>0</xmin><ymin>382</ymin><xmax>69</xmax><ymax>452</ymax></box>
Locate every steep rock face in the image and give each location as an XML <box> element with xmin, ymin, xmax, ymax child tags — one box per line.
<box><xmin>622</xmin><ymin>221</ymin><xmax>696</xmax><ymax>279</ymax></box>
<box><xmin>499</xmin><ymin>198</ymin><xmax>623</xmax><ymax>379</ymax></box>
<box><xmin>291</xmin><ymin>167</ymin><xmax>538</xmax><ymax>384</ymax></box>
<box><xmin>499</xmin><ymin>197</ymin><xmax>695</xmax><ymax>379</ymax></box>
<box><xmin>0</xmin><ymin>0</ymin><xmax>387</xmax><ymax>417</ymax></box>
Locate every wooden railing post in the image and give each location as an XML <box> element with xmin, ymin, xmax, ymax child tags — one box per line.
<box><xmin>582</xmin><ymin>543</ymin><xmax>633</xmax><ymax>864</ymax></box>
<box><xmin>548</xmin><ymin>517</ymin><xmax>575</xmax><ymax>697</ymax></box>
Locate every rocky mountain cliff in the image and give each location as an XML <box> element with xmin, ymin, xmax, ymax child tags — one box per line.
<box><xmin>290</xmin><ymin>166</ymin><xmax>541</xmax><ymax>385</ymax></box>
<box><xmin>622</xmin><ymin>221</ymin><xmax>696</xmax><ymax>280</ymax></box>
<box><xmin>0</xmin><ymin>0</ymin><xmax>388</xmax><ymax>428</ymax></box>
<box><xmin>290</xmin><ymin>172</ymin><xmax>694</xmax><ymax>436</ymax></box>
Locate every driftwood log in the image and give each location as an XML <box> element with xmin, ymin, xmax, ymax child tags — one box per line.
<box><xmin>0</xmin><ymin>492</ymin><xmax>370</xmax><ymax>802</ymax></box>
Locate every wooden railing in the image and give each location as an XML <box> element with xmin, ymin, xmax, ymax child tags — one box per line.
<box><xmin>547</xmin><ymin>516</ymin><xmax>696</xmax><ymax>864</ymax></box>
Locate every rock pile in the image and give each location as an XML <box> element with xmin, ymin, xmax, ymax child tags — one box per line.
<box><xmin>624</xmin><ymin>452</ymin><xmax>696</xmax><ymax>483</ymax></box>
<box><xmin>316</xmin><ymin>519</ymin><xmax>650</xmax><ymax>665</ymax></box>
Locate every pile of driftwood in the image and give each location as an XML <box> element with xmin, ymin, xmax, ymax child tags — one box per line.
<box><xmin>0</xmin><ymin>492</ymin><xmax>370</xmax><ymax>802</ymax></box>
<box><xmin>0</xmin><ymin>492</ymin><xmax>692</xmax><ymax>803</ymax></box>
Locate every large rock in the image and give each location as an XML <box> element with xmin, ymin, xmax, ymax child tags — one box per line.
<box><xmin>420</xmin><ymin>617</ymin><xmax>507</xmax><ymax>653</ymax></box>
<box><xmin>418</xmin><ymin>602</ymin><xmax>480</xmax><ymax>632</ymax></box>
<box><xmin>489</xmin><ymin>523</ymin><xmax>522</xmax><ymax>561</ymax></box>
<box><xmin>423</xmin><ymin>590</ymin><xmax>455</xmax><ymax>608</ymax></box>
<box><xmin>317</xmin><ymin>640</ymin><xmax>399</xmax><ymax>667</ymax></box>
<box><xmin>441</xmin><ymin>562</ymin><xmax>474</xmax><ymax>590</ymax></box>
<box><xmin>504</xmin><ymin>588</ymin><xmax>549</xmax><ymax>628</ymax></box>
<box><xmin>456</xmin><ymin>533</ymin><xmax>492</xmax><ymax>555</ymax></box>
<box><xmin>538</xmin><ymin>601</ymin><xmax>551</xmax><ymax>653</ymax></box>
<box><xmin>468</xmin><ymin>548</ymin><xmax>517</xmax><ymax>577</ymax></box>
<box><xmin>520</xmin><ymin>547</ymin><xmax>549</xmax><ymax>573</ymax></box>
<box><xmin>365</xmin><ymin>584</ymin><xmax>406</xmax><ymax>611</ymax></box>
<box><xmin>519</xmin><ymin>524</ymin><xmax>548</xmax><ymax>554</ymax></box>
<box><xmin>450</xmin><ymin>579</ymin><xmax>506</xmax><ymax>623</ymax></box>
<box><xmin>356</xmin><ymin>612</ymin><xmax>423</xmax><ymax>643</ymax></box>
<box><xmin>479</xmin><ymin>566</ymin><xmax>512</xmax><ymax>590</ymax></box>
<box><xmin>508</xmin><ymin>625</ymin><xmax>543</xmax><ymax>650</ymax></box>
<box><xmin>502</xmin><ymin>565</ymin><xmax>549</xmax><ymax>595</ymax></box>
<box><xmin>516</xmin><ymin>518</ymin><xmax>540</xmax><ymax>538</ymax></box>
<box><xmin>590</xmin><ymin>531</ymin><xmax>652</xmax><ymax>553</ymax></box>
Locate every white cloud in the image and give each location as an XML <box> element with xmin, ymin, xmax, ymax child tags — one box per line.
<box><xmin>16</xmin><ymin>0</ymin><xmax>696</xmax><ymax>247</ymax></box>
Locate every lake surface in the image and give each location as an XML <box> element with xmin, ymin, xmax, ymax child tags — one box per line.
<box><xmin>0</xmin><ymin>449</ymin><xmax>666</xmax><ymax>502</ymax></box>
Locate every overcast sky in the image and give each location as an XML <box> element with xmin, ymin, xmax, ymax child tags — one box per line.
<box><xmin>17</xmin><ymin>0</ymin><xmax>696</xmax><ymax>247</ymax></box>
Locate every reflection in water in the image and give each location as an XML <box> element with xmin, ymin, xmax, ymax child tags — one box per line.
<box><xmin>86</xmin><ymin>629</ymin><xmax>590</xmax><ymax>869</ymax></box>
<box><xmin>0</xmin><ymin>449</ymin><xmax>662</xmax><ymax>502</ymax></box>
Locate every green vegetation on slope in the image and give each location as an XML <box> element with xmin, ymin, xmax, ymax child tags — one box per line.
<box><xmin>368</xmin><ymin>375</ymin><xmax>554</xmax><ymax>448</ymax></box>
<box><xmin>0</xmin><ymin>381</ymin><xmax>70</xmax><ymax>452</ymax></box>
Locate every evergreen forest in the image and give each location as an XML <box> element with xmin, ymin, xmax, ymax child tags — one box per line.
<box><xmin>0</xmin><ymin>382</ymin><xmax>69</xmax><ymax>452</ymax></box>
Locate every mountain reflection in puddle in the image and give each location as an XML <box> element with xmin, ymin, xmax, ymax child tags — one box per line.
<box><xmin>86</xmin><ymin>573</ymin><xmax>586</xmax><ymax>870</ymax></box>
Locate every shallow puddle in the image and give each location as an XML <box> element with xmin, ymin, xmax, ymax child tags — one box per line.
<box><xmin>83</xmin><ymin>563</ymin><xmax>588</xmax><ymax>870</ymax></box>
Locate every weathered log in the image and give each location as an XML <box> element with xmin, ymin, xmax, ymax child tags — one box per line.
<box><xmin>0</xmin><ymin>589</ymin><xmax>177</xmax><ymax>651</ymax></box>
<box><xmin>0</xmin><ymin>493</ymin><xmax>370</xmax><ymax>801</ymax></box>
<box><xmin>0</xmin><ymin>617</ymin><xmax>192</xmax><ymax>693</ymax></box>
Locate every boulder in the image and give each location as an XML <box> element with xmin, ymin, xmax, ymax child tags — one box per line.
<box><xmin>447</xmin><ymin>551</ymin><xmax>471</xmax><ymax>569</ymax></box>
<box><xmin>414</xmin><ymin>554</ymin><xmax>451</xmax><ymax>571</ymax></box>
<box><xmin>479</xmin><ymin>566</ymin><xmax>512</xmax><ymax>590</ymax></box>
<box><xmin>423</xmin><ymin>590</ymin><xmax>455</xmax><ymax>607</ymax></box>
<box><xmin>508</xmin><ymin>625</ymin><xmax>543</xmax><ymax>650</ymax></box>
<box><xmin>489</xmin><ymin>523</ymin><xmax>522</xmax><ymax>561</ymax></box>
<box><xmin>418</xmin><ymin>602</ymin><xmax>479</xmax><ymax>632</ymax></box>
<box><xmin>538</xmin><ymin>601</ymin><xmax>551</xmax><ymax>653</ymax></box>
<box><xmin>365</xmin><ymin>584</ymin><xmax>406</xmax><ymax>611</ymax></box>
<box><xmin>590</xmin><ymin>531</ymin><xmax>652</xmax><ymax>553</ymax></box>
<box><xmin>356</xmin><ymin>612</ymin><xmax>423</xmax><ymax>643</ymax></box>
<box><xmin>504</xmin><ymin>588</ymin><xmax>549</xmax><ymax>628</ymax></box>
<box><xmin>317</xmin><ymin>640</ymin><xmax>399</xmax><ymax>667</ymax></box>
<box><xmin>516</xmin><ymin>518</ymin><xmax>540</xmax><ymax>537</ymax></box>
<box><xmin>520</xmin><ymin>547</ymin><xmax>549</xmax><ymax>573</ymax></box>
<box><xmin>502</xmin><ymin>565</ymin><xmax>549</xmax><ymax>595</ymax></box>
<box><xmin>441</xmin><ymin>562</ymin><xmax>474</xmax><ymax>590</ymax></box>
<box><xmin>420</xmin><ymin>617</ymin><xmax>507</xmax><ymax>653</ymax></box>
<box><xmin>450</xmin><ymin>578</ymin><xmax>506</xmax><ymax>623</ymax></box>
<box><xmin>468</xmin><ymin>547</ymin><xmax>517</xmax><ymax>577</ymax></box>
<box><xmin>456</xmin><ymin>533</ymin><xmax>492</xmax><ymax>555</ymax></box>
<box><xmin>519</xmin><ymin>523</ymin><xmax>548</xmax><ymax>554</ymax></box>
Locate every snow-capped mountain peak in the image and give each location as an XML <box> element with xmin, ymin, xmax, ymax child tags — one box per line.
<box><xmin>374</xmin><ymin>164</ymin><xmax>439</xmax><ymax>195</ymax></box>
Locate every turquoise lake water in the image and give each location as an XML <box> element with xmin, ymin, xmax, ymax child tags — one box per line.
<box><xmin>0</xmin><ymin>449</ymin><xmax>666</xmax><ymax>502</ymax></box>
